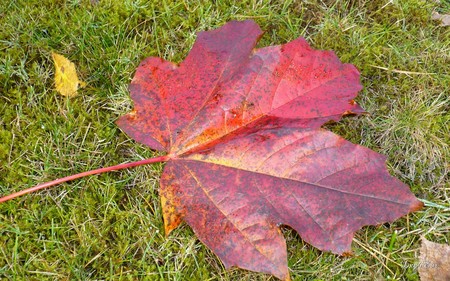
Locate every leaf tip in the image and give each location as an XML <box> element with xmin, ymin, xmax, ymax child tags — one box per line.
<box><xmin>343</xmin><ymin>101</ymin><xmax>366</xmax><ymax>116</ymax></box>
<box><xmin>160</xmin><ymin>186</ymin><xmax>183</xmax><ymax>237</ymax></box>
<box><xmin>341</xmin><ymin>250</ymin><xmax>354</xmax><ymax>257</ymax></box>
<box><xmin>411</xmin><ymin>199</ymin><xmax>425</xmax><ymax>212</ymax></box>
<box><xmin>128</xmin><ymin>109</ymin><xmax>138</xmax><ymax>119</ymax></box>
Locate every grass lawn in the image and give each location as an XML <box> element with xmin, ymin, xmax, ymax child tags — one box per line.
<box><xmin>1</xmin><ymin>0</ymin><xmax>449</xmax><ymax>280</ymax></box>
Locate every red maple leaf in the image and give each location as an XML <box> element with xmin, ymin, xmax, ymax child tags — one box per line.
<box><xmin>0</xmin><ymin>20</ymin><xmax>423</xmax><ymax>280</ymax></box>
<box><xmin>115</xmin><ymin>20</ymin><xmax>422</xmax><ymax>280</ymax></box>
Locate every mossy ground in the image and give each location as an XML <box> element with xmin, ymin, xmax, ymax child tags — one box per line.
<box><xmin>1</xmin><ymin>0</ymin><xmax>449</xmax><ymax>280</ymax></box>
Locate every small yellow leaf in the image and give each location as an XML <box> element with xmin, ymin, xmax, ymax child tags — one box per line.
<box><xmin>52</xmin><ymin>52</ymin><xmax>85</xmax><ymax>97</ymax></box>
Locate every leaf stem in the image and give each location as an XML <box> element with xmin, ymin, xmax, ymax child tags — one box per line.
<box><xmin>0</xmin><ymin>155</ymin><xmax>170</xmax><ymax>203</ymax></box>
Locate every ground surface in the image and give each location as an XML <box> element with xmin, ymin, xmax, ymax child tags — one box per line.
<box><xmin>0</xmin><ymin>0</ymin><xmax>449</xmax><ymax>280</ymax></box>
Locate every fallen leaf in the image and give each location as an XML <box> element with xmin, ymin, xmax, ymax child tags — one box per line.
<box><xmin>52</xmin><ymin>52</ymin><xmax>85</xmax><ymax>97</ymax></box>
<box><xmin>432</xmin><ymin>12</ymin><xmax>450</xmax><ymax>26</ymax></box>
<box><xmin>116</xmin><ymin>20</ymin><xmax>423</xmax><ymax>280</ymax></box>
<box><xmin>419</xmin><ymin>238</ymin><xmax>450</xmax><ymax>281</ymax></box>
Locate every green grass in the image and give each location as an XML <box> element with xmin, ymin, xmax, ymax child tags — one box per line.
<box><xmin>1</xmin><ymin>0</ymin><xmax>449</xmax><ymax>280</ymax></box>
